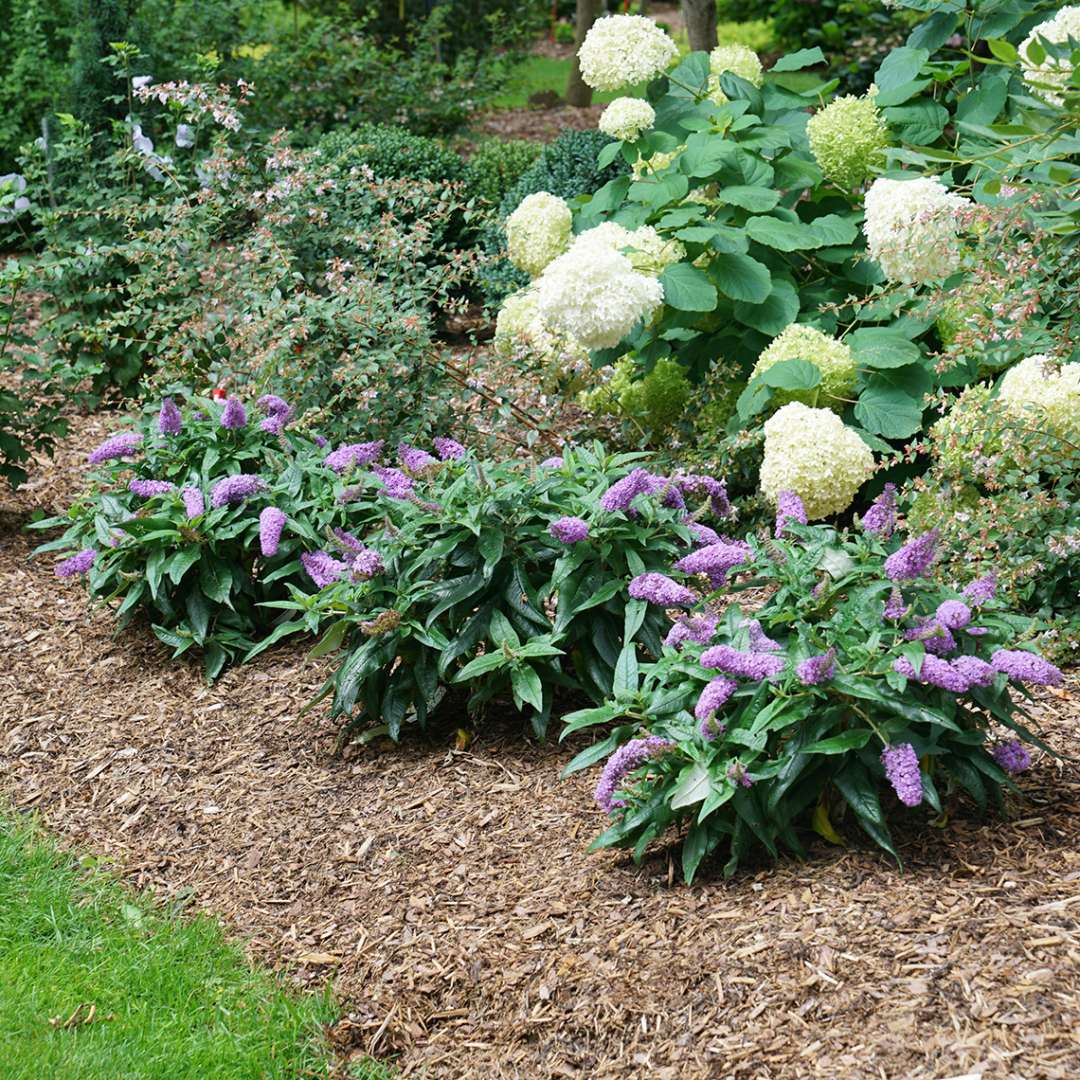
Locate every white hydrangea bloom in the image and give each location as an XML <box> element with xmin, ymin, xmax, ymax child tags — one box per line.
<box><xmin>494</xmin><ymin>287</ymin><xmax>590</xmax><ymax>373</ymax></box>
<box><xmin>535</xmin><ymin>232</ymin><xmax>664</xmax><ymax>351</ymax></box>
<box><xmin>572</xmin><ymin>222</ymin><xmax>686</xmax><ymax>276</ymax></box>
<box><xmin>752</xmin><ymin>324</ymin><xmax>856</xmax><ymax>410</ymax></box>
<box><xmin>998</xmin><ymin>354</ymin><xmax>1080</xmax><ymax>440</ymax></box>
<box><xmin>578</xmin><ymin>14</ymin><xmax>679</xmax><ymax>92</ymax></box>
<box><xmin>1020</xmin><ymin>6</ymin><xmax>1080</xmax><ymax>106</ymax></box>
<box><xmin>760</xmin><ymin>402</ymin><xmax>874</xmax><ymax>520</ymax></box>
<box><xmin>707</xmin><ymin>44</ymin><xmax>764</xmax><ymax>104</ymax></box>
<box><xmin>599</xmin><ymin>97</ymin><xmax>656</xmax><ymax>142</ymax></box>
<box><xmin>863</xmin><ymin>176</ymin><xmax>971</xmax><ymax>284</ymax></box>
<box><xmin>505</xmin><ymin>192</ymin><xmax>573</xmax><ymax>278</ymax></box>
<box><xmin>807</xmin><ymin>90</ymin><xmax>888</xmax><ymax>188</ymax></box>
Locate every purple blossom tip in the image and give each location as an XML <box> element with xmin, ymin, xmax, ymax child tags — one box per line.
<box><xmin>55</xmin><ymin>548</ymin><xmax>96</xmax><ymax>578</ymax></box>
<box><xmin>181</xmin><ymin>486</ymin><xmax>205</xmax><ymax>519</ymax></box>
<box><xmin>885</xmin><ymin>530</ymin><xmax>939</xmax><ymax>582</ymax></box>
<box><xmin>673</xmin><ymin>541</ymin><xmax>752</xmax><ymax>589</ymax></box>
<box><xmin>594</xmin><ymin>736</ymin><xmax>673</xmax><ymax>813</ymax></box>
<box><xmin>991</xmin><ymin>738</ymin><xmax>1031</xmax><ymax>775</ymax></box>
<box><xmin>663</xmin><ymin>613</ymin><xmax>719</xmax><ymax>649</ymax></box>
<box><xmin>433</xmin><ymin>436</ymin><xmax>467</xmax><ymax>461</ymax></box>
<box><xmin>881</xmin><ymin>743</ymin><xmax>923</xmax><ymax>807</ymax></box>
<box><xmin>372</xmin><ymin>465</ymin><xmax>414</xmax><ymax>500</ymax></box>
<box><xmin>301</xmin><ymin>550</ymin><xmax>348</xmax><ymax>589</ymax></box>
<box><xmin>861</xmin><ymin>483</ymin><xmax>897</xmax><ymax>538</ymax></box>
<box><xmin>128</xmin><ymin>478</ymin><xmax>176</xmax><ymax>498</ymax></box>
<box><xmin>685</xmin><ymin>521</ymin><xmax>721</xmax><ymax>547</ymax></box>
<box><xmin>259</xmin><ymin>506</ymin><xmax>287</xmax><ymax>557</ymax></box>
<box><xmin>627</xmin><ymin>572</ymin><xmax>697</xmax><ymax>607</ymax></box>
<box><xmin>700</xmin><ymin>644</ymin><xmax>786</xmax><ymax>682</ymax></box>
<box><xmin>892</xmin><ymin>654</ymin><xmax>968</xmax><ymax>693</ymax></box>
<box><xmin>398</xmin><ymin>443</ymin><xmax>439</xmax><ymax>476</ymax></box>
<box><xmin>727</xmin><ymin>760</ymin><xmax>753</xmax><ymax>788</ymax></box>
<box><xmin>350</xmin><ymin>547</ymin><xmax>384</xmax><ymax>580</ymax></box>
<box><xmin>935</xmin><ymin>600</ymin><xmax>972</xmax><ymax>630</ymax></box>
<box><xmin>210</xmin><ymin>473</ymin><xmax>267</xmax><ymax>509</ymax></box>
<box><xmin>549</xmin><ymin>516</ymin><xmax>590</xmax><ymax>544</ymax></box>
<box><xmin>220</xmin><ymin>397</ymin><xmax>247</xmax><ymax>429</ymax></box>
<box><xmin>599</xmin><ymin>468</ymin><xmax>656</xmax><ymax>513</ymax></box>
<box><xmin>990</xmin><ymin>649</ymin><xmax>1063</xmax><ymax>687</ymax></box>
<box><xmin>158</xmin><ymin>397</ymin><xmax>183</xmax><ymax>436</ymax></box>
<box><xmin>323</xmin><ymin>441</ymin><xmax>384</xmax><ymax>473</ymax></box>
<box><xmin>796</xmin><ymin>649</ymin><xmax>836</xmax><ymax>686</ymax></box>
<box><xmin>540</xmin><ymin>456</ymin><xmax>565</xmax><ymax>469</ymax></box>
<box><xmin>775</xmin><ymin>491</ymin><xmax>807</xmax><ymax>538</ymax></box>
<box><xmin>695</xmin><ymin>676</ymin><xmax>736</xmax><ymax>724</ymax></box>
<box><xmin>962</xmin><ymin>575</ymin><xmax>997</xmax><ymax>607</ymax></box>
<box><xmin>87</xmin><ymin>432</ymin><xmax>143</xmax><ymax>465</ymax></box>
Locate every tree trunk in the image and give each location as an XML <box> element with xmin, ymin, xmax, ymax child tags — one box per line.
<box><xmin>566</xmin><ymin>0</ymin><xmax>600</xmax><ymax>108</ymax></box>
<box><xmin>681</xmin><ymin>0</ymin><xmax>717</xmax><ymax>53</ymax></box>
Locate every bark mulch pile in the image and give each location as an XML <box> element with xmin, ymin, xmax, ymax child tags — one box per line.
<box><xmin>3</xmin><ymin>416</ymin><xmax>1080</xmax><ymax>1079</ymax></box>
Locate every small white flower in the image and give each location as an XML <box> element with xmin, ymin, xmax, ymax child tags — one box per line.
<box><xmin>132</xmin><ymin>75</ymin><xmax>154</xmax><ymax>90</ymax></box>
<box><xmin>175</xmin><ymin>123</ymin><xmax>195</xmax><ymax>148</ymax></box>
<box><xmin>505</xmin><ymin>192</ymin><xmax>573</xmax><ymax>278</ymax></box>
<box><xmin>578</xmin><ymin>14</ymin><xmax>679</xmax><ymax>92</ymax></box>
<box><xmin>598</xmin><ymin>97</ymin><xmax>655</xmax><ymax>142</ymax></box>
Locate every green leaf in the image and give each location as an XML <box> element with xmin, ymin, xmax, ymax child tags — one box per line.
<box><xmin>884</xmin><ymin>101</ymin><xmax>949</xmax><ymax>145</ymax></box>
<box><xmin>849</xmin><ymin>328</ymin><xmax>922</xmax><ymax>369</ymax></box>
<box><xmin>510</xmin><ymin>664</ymin><xmax>544</xmax><ymax>712</ymax></box>
<box><xmin>745</xmin><ymin>215</ymin><xmax>820</xmax><ymax>252</ymax></box>
<box><xmin>733</xmin><ymin>277</ymin><xmax>799</xmax><ymax>336</ymax></box>
<box><xmin>854</xmin><ymin>384</ymin><xmax>924</xmax><ymax>439</ymax></box>
<box><xmin>184</xmin><ymin>589</ymin><xmax>210</xmax><ymax>644</ymax></box>
<box><xmin>874</xmin><ymin>47</ymin><xmax>929</xmax><ymax>93</ymax></box>
<box><xmin>803</xmin><ymin>729</ymin><xmax>872</xmax><ymax>755</ymax></box>
<box><xmin>309</xmin><ymin>618</ymin><xmax>349</xmax><ymax>659</ymax></box>
<box><xmin>597</xmin><ymin>141</ymin><xmax>622</xmax><ymax>170</ymax></box>
<box><xmin>670</xmin><ymin>762</ymin><xmax>712</xmax><ymax>810</ymax></box>
<box><xmin>770</xmin><ymin>47</ymin><xmax>825</xmax><ymax>72</ymax></box>
<box><xmin>560</xmin><ymin>704</ymin><xmax>625</xmax><ymax>740</ymax></box>
<box><xmin>659</xmin><ymin>262</ymin><xmax>717</xmax><ymax>312</ymax></box>
<box><xmin>717</xmin><ymin>185</ymin><xmax>779</xmax><ymax>212</ymax></box>
<box><xmin>488</xmin><ymin>609</ymin><xmax>520</xmax><ymax>648</ymax></box>
<box><xmin>956</xmin><ymin>78</ymin><xmax>1008</xmax><ymax>129</ymax></box>
<box><xmin>681</xmin><ymin>820</ymin><xmax>711</xmax><ymax>884</ymax></box>
<box><xmin>624</xmin><ymin>598</ymin><xmax>647</xmax><ymax>643</ymax></box>
<box><xmin>758</xmin><ymin>358</ymin><xmax>821</xmax><ymax>391</ymax></box>
<box><xmin>987</xmin><ymin>39</ymin><xmax>1019</xmax><ymax>64</ymax></box>
<box><xmin>167</xmin><ymin>546</ymin><xmax>201</xmax><ymax>585</ymax></box>
<box><xmin>833</xmin><ymin>760</ymin><xmax>898</xmax><ymax>859</ymax></box>
<box><xmin>680</xmin><ymin>132</ymin><xmax>735</xmax><ymax>178</ymax></box>
<box><xmin>735</xmin><ymin>378</ymin><xmax>772</xmax><ymax>421</ymax></box>
<box><xmin>613</xmin><ymin>644</ymin><xmax>639</xmax><ymax>701</ymax></box>
<box><xmin>709</xmin><ymin>252</ymin><xmax>772</xmax><ymax>303</ymax></box>
<box><xmin>806</xmin><ymin>213</ymin><xmax>858</xmax><ymax>247</ymax></box>
<box><xmin>453</xmin><ymin>651</ymin><xmax>511</xmax><ymax>682</ymax></box>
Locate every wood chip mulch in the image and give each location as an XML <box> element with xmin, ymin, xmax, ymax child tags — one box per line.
<box><xmin>3</xmin><ymin>415</ymin><xmax>1080</xmax><ymax>1079</ymax></box>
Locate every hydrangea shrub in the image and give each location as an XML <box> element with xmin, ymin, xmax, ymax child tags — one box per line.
<box><xmin>562</xmin><ymin>492</ymin><xmax>1058</xmax><ymax>881</ymax></box>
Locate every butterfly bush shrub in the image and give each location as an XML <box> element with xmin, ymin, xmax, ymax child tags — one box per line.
<box><xmin>562</xmin><ymin>490</ymin><xmax>1060</xmax><ymax>882</ymax></box>
<box><xmin>275</xmin><ymin>444</ymin><xmax>734</xmax><ymax>740</ymax></box>
<box><xmin>32</xmin><ymin>392</ymin><xmax>343</xmax><ymax>680</ymax></box>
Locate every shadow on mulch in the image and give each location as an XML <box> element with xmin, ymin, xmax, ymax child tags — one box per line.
<box><xmin>3</xmin><ymin>414</ymin><xmax>1080</xmax><ymax>1080</ymax></box>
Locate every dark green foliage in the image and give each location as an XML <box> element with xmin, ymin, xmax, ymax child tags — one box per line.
<box><xmin>319</xmin><ymin>124</ymin><xmax>466</xmax><ymax>185</ymax></box>
<box><xmin>464</xmin><ymin>138</ymin><xmax>542</xmax><ymax>206</ymax></box>
<box><xmin>70</xmin><ymin>0</ymin><xmax>134</xmax><ymax>133</ymax></box>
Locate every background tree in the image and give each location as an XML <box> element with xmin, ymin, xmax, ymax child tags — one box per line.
<box><xmin>71</xmin><ymin>0</ymin><xmax>136</xmax><ymax>133</ymax></box>
<box><xmin>566</xmin><ymin>0</ymin><xmax>600</xmax><ymax>107</ymax></box>
<box><xmin>681</xmin><ymin>0</ymin><xmax>717</xmax><ymax>52</ymax></box>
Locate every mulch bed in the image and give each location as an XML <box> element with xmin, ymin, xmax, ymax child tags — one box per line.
<box><xmin>3</xmin><ymin>414</ymin><xmax>1080</xmax><ymax>1079</ymax></box>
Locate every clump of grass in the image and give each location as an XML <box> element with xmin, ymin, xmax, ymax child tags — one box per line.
<box><xmin>0</xmin><ymin>815</ymin><xmax>375</xmax><ymax>1079</ymax></box>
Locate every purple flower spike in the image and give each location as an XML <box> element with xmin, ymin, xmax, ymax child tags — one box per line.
<box><xmin>700</xmin><ymin>644</ymin><xmax>786</xmax><ymax>682</ymax></box>
<box><xmin>87</xmin><ymin>432</ymin><xmax>143</xmax><ymax>465</ymax></box>
<box><xmin>727</xmin><ymin>761</ymin><xmax>753</xmax><ymax>788</ymax></box>
<box><xmin>627</xmin><ymin>572</ymin><xmax>696</xmax><ymax>607</ymax></box>
<box><xmin>158</xmin><ymin>398</ymin><xmax>182</xmax><ymax>436</ymax></box>
<box><xmin>990</xmin><ymin>649</ymin><xmax>1063</xmax><ymax>687</ymax></box>
<box><xmin>674</xmin><ymin>473</ymin><xmax>731</xmax><ymax>517</ymax></box>
<box><xmin>594</xmin><ymin>735</ymin><xmax>673</xmax><ymax>813</ymax></box>
<box><xmin>372</xmin><ymin>465</ymin><xmax>414</xmax><ymax>500</ymax></box>
<box><xmin>599</xmin><ymin>468</ymin><xmax>656</xmax><ymax>513</ymax></box>
<box><xmin>936</xmin><ymin>600</ymin><xmax>972</xmax><ymax>630</ymax></box>
<box><xmin>962</xmin><ymin>575</ymin><xmax>997</xmax><ymax>607</ymax></box>
<box><xmin>540</xmin><ymin>456</ymin><xmax>565</xmax><ymax>469</ymax></box>
<box><xmin>861</xmin><ymin>483</ymin><xmax>896</xmax><ymax>538</ymax></box>
<box><xmin>903</xmin><ymin>618</ymin><xmax>957</xmax><ymax>657</ymax></box>
<box><xmin>775</xmin><ymin>491</ymin><xmax>807</xmax><ymax>538</ymax></box>
<box><xmin>991</xmin><ymin>739</ymin><xmax>1031</xmax><ymax>774</ymax></box>
<box><xmin>301</xmin><ymin>550</ymin><xmax>348</xmax><ymax>589</ymax></box>
<box><xmin>743</xmin><ymin>618</ymin><xmax>782</xmax><ymax>653</ymax></box>
<box><xmin>398</xmin><ymin>443</ymin><xmax>439</xmax><ymax>476</ymax></box>
<box><xmin>55</xmin><ymin>548</ymin><xmax>96</xmax><ymax>578</ymax></box>
<box><xmin>324</xmin><ymin>441</ymin><xmax>384</xmax><ymax>473</ymax></box>
<box><xmin>885</xmin><ymin>530</ymin><xmax>939</xmax><ymax>582</ymax></box>
<box><xmin>433</xmin><ymin>437</ymin><xmax>466</xmax><ymax>461</ymax></box>
<box><xmin>883</xmin><ymin>588</ymin><xmax>908</xmax><ymax>620</ymax></box>
<box><xmin>695</xmin><ymin>676</ymin><xmax>736</xmax><ymax>723</ymax></box>
<box><xmin>549</xmin><ymin>516</ymin><xmax>590</xmax><ymax>544</ymax></box>
<box><xmin>673</xmin><ymin>541</ymin><xmax>752</xmax><ymax>589</ymax></box>
<box><xmin>259</xmin><ymin>506</ymin><xmax>286</xmax><ymax>557</ymax></box>
<box><xmin>333</xmin><ymin>527</ymin><xmax>365</xmax><ymax>553</ymax></box>
<box><xmin>664</xmin><ymin>613</ymin><xmax>719</xmax><ymax>649</ymax></box>
<box><xmin>892</xmin><ymin>654</ymin><xmax>968</xmax><ymax>693</ymax></box>
<box><xmin>257</xmin><ymin>394</ymin><xmax>293</xmax><ymax>436</ymax></box>
<box><xmin>312</xmin><ymin>434</ymin><xmax>328</xmax><ymax>449</ymax></box>
<box><xmin>129</xmin><ymin>478</ymin><xmax>175</xmax><ymax>498</ymax></box>
<box><xmin>350</xmin><ymin>548</ymin><xmax>384</xmax><ymax>580</ymax></box>
<box><xmin>181</xmin><ymin>486</ymin><xmax>204</xmax><ymax>519</ymax></box>
<box><xmin>685</xmin><ymin>521</ymin><xmax>721</xmax><ymax>547</ymax></box>
<box><xmin>220</xmin><ymin>397</ymin><xmax>247</xmax><ymax>429</ymax></box>
<box><xmin>881</xmin><ymin>743</ymin><xmax>923</xmax><ymax>807</ymax></box>
<box><xmin>210</xmin><ymin>474</ymin><xmax>267</xmax><ymax>508</ymax></box>
<box><xmin>796</xmin><ymin>649</ymin><xmax>836</xmax><ymax>686</ymax></box>
<box><xmin>950</xmin><ymin>655</ymin><xmax>996</xmax><ymax>689</ymax></box>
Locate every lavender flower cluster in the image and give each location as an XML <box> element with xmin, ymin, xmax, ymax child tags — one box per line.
<box><xmin>594</xmin><ymin>735</ymin><xmax>673</xmax><ymax>813</ymax></box>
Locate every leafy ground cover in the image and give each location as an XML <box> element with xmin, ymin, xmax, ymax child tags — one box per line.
<box><xmin>2</xmin><ymin>413</ymin><xmax>1079</xmax><ymax>1077</ymax></box>
<box><xmin>0</xmin><ymin>813</ymin><xmax>380</xmax><ymax>1079</ymax></box>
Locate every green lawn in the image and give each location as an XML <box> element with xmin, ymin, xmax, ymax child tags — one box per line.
<box><xmin>0</xmin><ymin>816</ymin><xmax>384</xmax><ymax>1079</ymax></box>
